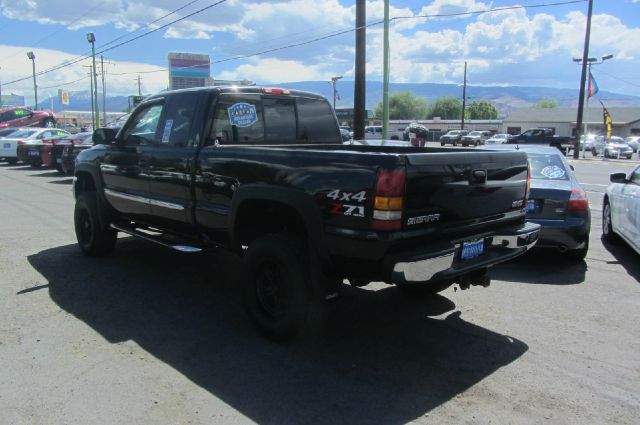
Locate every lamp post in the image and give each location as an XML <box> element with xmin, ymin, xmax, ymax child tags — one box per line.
<box><xmin>331</xmin><ymin>76</ymin><xmax>342</xmax><ymax>111</ymax></box>
<box><xmin>26</xmin><ymin>51</ymin><xmax>37</xmax><ymax>110</ymax></box>
<box><xmin>573</xmin><ymin>54</ymin><xmax>613</xmax><ymax>158</ymax></box>
<box><xmin>87</xmin><ymin>32</ymin><xmax>100</xmax><ymax>128</ymax></box>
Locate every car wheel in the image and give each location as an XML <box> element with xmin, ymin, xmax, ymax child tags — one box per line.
<box><xmin>440</xmin><ymin>142</ymin><xmax>445</xmax><ymax>146</ymax></box>
<box><xmin>29</xmin><ymin>159</ymin><xmax>42</xmax><ymax>168</ymax></box>
<box><xmin>242</xmin><ymin>232</ymin><xmax>314</xmax><ymax>341</ymax></box>
<box><xmin>567</xmin><ymin>239</ymin><xmax>589</xmax><ymax>261</ymax></box>
<box><xmin>7</xmin><ymin>158</ymin><xmax>17</xmax><ymax>165</ymax></box>
<box><xmin>55</xmin><ymin>163</ymin><xmax>65</xmax><ymax>173</ymax></box>
<box><xmin>74</xmin><ymin>193</ymin><xmax>117</xmax><ymax>256</ymax></box>
<box><xmin>453</xmin><ymin>141</ymin><xmax>457</xmax><ymax>147</ymax></box>
<box><xmin>602</xmin><ymin>200</ymin><xmax>619</xmax><ymax>243</ymax></box>
<box><xmin>42</xmin><ymin>118</ymin><xmax>55</xmax><ymax>128</ymax></box>
<box><xmin>395</xmin><ymin>280</ymin><xmax>453</xmax><ymax>295</ymax></box>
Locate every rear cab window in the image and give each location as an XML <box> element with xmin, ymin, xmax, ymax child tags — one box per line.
<box><xmin>211</xmin><ymin>92</ymin><xmax>340</xmax><ymax>145</ymax></box>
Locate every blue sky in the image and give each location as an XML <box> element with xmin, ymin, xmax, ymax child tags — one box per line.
<box><xmin>0</xmin><ymin>0</ymin><xmax>639</xmax><ymax>105</ymax></box>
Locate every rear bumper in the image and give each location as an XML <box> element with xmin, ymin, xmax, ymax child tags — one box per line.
<box><xmin>527</xmin><ymin>218</ymin><xmax>589</xmax><ymax>250</ymax></box>
<box><xmin>386</xmin><ymin>221</ymin><xmax>540</xmax><ymax>284</ymax></box>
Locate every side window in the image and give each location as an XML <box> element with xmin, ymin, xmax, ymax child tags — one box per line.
<box><xmin>212</xmin><ymin>94</ymin><xmax>264</xmax><ymax>145</ymax></box>
<box><xmin>159</xmin><ymin>94</ymin><xmax>197</xmax><ymax>147</ymax></box>
<box><xmin>263</xmin><ymin>97</ymin><xmax>296</xmax><ymax>143</ymax></box>
<box><xmin>14</xmin><ymin>109</ymin><xmax>29</xmax><ymax>118</ymax></box>
<box><xmin>296</xmin><ymin>97</ymin><xmax>340</xmax><ymax>144</ymax></box>
<box><xmin>122</xmin><ymin>103</ymin><xmax>164</xmax><ymax>146</ymax></box>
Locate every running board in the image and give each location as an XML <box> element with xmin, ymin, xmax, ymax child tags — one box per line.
<box><xmin>110</xmin><ymin>224</ymin><xmax>203</xmax><ymax>253</ymax></box>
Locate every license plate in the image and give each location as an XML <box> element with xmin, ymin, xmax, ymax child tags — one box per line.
<box><xmin>526</xmin><ymin>199</ymin><xmax>536</xmax><ymax>213</ymax></box>
<box><xmin>3</xmin><ymin>143</ymin><xmax>9</xmax><ymax>149</ymax></box>
<box><xmin>56</xmin><ymin>158</ymin><xmax>62</xmax><ymax>164</ymax></box>
<box><xmin>461</xmin><ymin>239</ymin><xmax>484</xmax><ymax>260</ymax></box>
<box><xmin>28</xmin><ymin>150</ymin><xmax>39</xmax><ymax>157</ymax></box>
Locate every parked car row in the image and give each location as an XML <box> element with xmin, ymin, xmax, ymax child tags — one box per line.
<box><xmin>0</xmin><ymin>126</ymin><xmax>92</xmax><ymax>173</ymax></box>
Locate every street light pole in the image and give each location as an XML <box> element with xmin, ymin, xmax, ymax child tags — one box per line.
<box><xmin>381</xmin><ymin>0</ymin><xmax>390</xmax><ymax>140</ymax></box>
<box><xmin>353</xmin><ymin>0</ymin><xmax>366</xmax><ymax>140</ymax></box>
<box><xmin>27</xmin><ymin>52</ymin><xmax>37</xmax><ymax>110</ymax></box>
<box><xmin>461</xmin><ymin>61</ymin><xmax>467</xmax><ymax>130</ymax></box>
<box><xmin>87</xmin><ymin>33</ymin><xmax>100</xmax><ymax>128</ymax></box>
<box><xmin>331</xmin><ymin>76</ymin><xmax>342</xmax><ymax>111</ymax></box>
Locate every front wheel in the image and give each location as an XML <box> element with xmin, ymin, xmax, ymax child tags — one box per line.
<box><xmin>242</xmin><ymin>233</ymin><xmax>313</xmax><ymax>341</ymax></box>
<box><xmin>74</xmin><ymin>193</ymin><xmax>117</xmax><ymax>256</ymax></box>
<box><xmin>602</xmin><ymin>201</ymin><xmax>619</xmax><ymax>243</ymax></box>
<box><xmin>6</xmin><ymin>158</ymin><xmax>17</xmax><ymax>165</ymax></box>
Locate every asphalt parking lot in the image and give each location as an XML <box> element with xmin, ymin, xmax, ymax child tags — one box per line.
<box><xmin>0</xmin><ymin>154</ymin><xmax>639</xmax><ymax>424</ymax></box>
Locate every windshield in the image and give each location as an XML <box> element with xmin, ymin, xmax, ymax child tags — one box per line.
<box><xmin>528</xmin><ymin>153</ymin><xmax>569</xmax><ymax>180</ymax></box>
<box><xmin>447</xmin><ymin>131</ymin><xmax>460</xmax><ymax>135</ymax></box>
<box><xmin>468</xmin><ymin>131</ymin><xmax>482</xmax><ymax>136</ymax></box>
<box><xmin>495</xmin><ymin>134</ymin><xmax>507</xmax><ymax>139</ymax></box>
<box><xmin>9</xmin><ymin>130</ymin><xmax>38</xmax><ymax>138</ymax></box>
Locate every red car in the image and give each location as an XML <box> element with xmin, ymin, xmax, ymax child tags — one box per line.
<box><xmin>0</xmin><ymin>107</ymin><xmax>56</xmax><ymax>128</ymax></box>
<box><xmin>41</xmin><ymin>132</ymin><xmax>92</xmax><ymax>172</ymax></box>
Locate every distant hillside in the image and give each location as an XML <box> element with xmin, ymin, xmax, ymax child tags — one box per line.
<box><xmin>281</xmin><ymin>81</ymin><xmax>640</xmax><ymax>117</ymax></box>
<box><xmin>40</xmin><ymin>82</ymin><xmax>640</xmax><ymax>117</ymax></box>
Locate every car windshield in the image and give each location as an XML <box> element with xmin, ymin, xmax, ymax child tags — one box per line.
<box><xmin>528</xmin><ymin>153</ymin><xmax>569</xmax><ymax>180</ymax></box>
<box><xmin>468</xmin><ymin>131</ymin><xmax>482</xmax><ymax>136</ymax></box>
<box><xmin>494</xmin><ymin>134</ymin><xmax>507</xmax><ymax>139</ymax></box>
<box><xmin>447</xmin><ymin>131</ymin><xmax>460</xmax><ymax>135</ymax></box>
<box><xmin>9</xmin><ymin>130</ymin><xmax>38</xmax><ymax>138</ymax></box>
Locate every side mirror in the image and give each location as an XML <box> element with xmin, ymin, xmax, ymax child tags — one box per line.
<box><xmin>570</xmin><ymin>165</ymin><xmax>575</xmax><ymax>171</ymax></box>
<box><xmin>93</xmin><ymin>127</ymin><xmax>117</xmax><ymax>145</ymax></box>
<box><xmin>610</xmin><ymin>172</ymin><xmax>627</xmax><ymax>183</ymax></box>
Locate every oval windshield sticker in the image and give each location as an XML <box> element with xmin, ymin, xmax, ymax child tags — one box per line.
<box><xmin>228</xmin><ymin>103</ymin><xmax>258</xmax><ymax>128</ymax></box>
<box><xmin>540</xmin><ymin>165</ymin><xmax>565</xmax><ymax>179</ymax></box>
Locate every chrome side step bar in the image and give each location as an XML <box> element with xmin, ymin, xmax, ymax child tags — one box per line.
<box><xmin>110</xmin><ymin>224</ymin><xmax>203</xmax><ymax>253</ymax></box>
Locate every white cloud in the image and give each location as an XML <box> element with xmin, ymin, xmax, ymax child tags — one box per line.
<box><xmin>419</xmin><ymin>0</ymin><xmax>491</xmax><ymax>18</ymax></box>
<box><xmin>217</xmin><ymin>58</ymin><xmax>335</xmax><ymax>83</ymax></box>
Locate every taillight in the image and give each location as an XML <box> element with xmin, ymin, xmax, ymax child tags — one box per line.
<box><xmin>567</xmin><ymin>188</ymin><xmax>589</xmax><ymax>212</ymax></box>
<box><xmin>372</xmin><ymin>168</ymin><xmax>405</xmax><ymax>231</ymax></box>
<box><xmin>17</xmin><ymin>140</ymin><xmax>25</xmax><ymax>145</ymax></box>
<box><xmin>262</xmin><ymin>87</ymin><xmax>290</xmax><ymax>95</ymax></box>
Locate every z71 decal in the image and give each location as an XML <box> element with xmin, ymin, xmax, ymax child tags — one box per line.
<box><xmin>327</xmin><ymin>189</ymin><xmax>368</xmax><ymax>217</ymax></box>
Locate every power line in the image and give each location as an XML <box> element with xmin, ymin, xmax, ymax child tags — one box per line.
<box><xmin>2</xmin><ymin>0</ymin><xmax>586</xmax><ymax>88</ymax></box>
<box><xmin>2</xmin><ymin>0</ymin><xmax>227</xmax><ymax>87</ymax></box>
<box><xmin>594</xmin><ymin>69</ymin><xmax>640</xmax><ymax>89</ymax></box>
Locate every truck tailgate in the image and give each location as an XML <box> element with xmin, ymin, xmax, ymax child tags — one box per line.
<box><xmin>403</xmin><ymin>151</ymin><xmax>528</xmax><ymax>231</ymax></box>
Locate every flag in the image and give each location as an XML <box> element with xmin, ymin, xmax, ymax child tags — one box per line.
<box><xmin>600</xmin><ymin>100</ymin><xmax>612</xmax><ymax>139</ymax></box>
<box><xmin>588</xmin><ymin>72</ymin><xmax>599</xmax><ymax>98</ymax></box>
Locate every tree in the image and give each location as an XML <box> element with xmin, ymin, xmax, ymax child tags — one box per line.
<box><xmin>466</xmin><ymin>100</ymin><xmax>499</xmax><ymax>119</ymax></box>
<box><xmin>532</xmin><ymin>99</ymin><xmax>558</xmax><ymax>109</ymax></box>
<box><xmin>427</xmin><ymin>96</ymin><xmax>462</xmax><ymax>119</ymax></box>
<box><xmin>373</xmin><ymin>91</ymin><xmax>429</xmax><ymax>120</ymax></box>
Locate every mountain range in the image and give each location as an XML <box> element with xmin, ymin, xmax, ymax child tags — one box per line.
<box><xmin>37</xmin><ymin>81</ymin><xmax>640</xmax><ymax>117</ymax></box>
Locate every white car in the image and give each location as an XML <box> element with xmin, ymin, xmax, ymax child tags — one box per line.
<box><xmin>486</xmin><ymin>134</ymin><xmax>510</xmax><ymax>144</ymax></box>
<box><xmin>0</xmin><ymin>128</ymin><xmax>67</xmax><ymax>165</ymax></box>
<box><xmin>603</xmin><ymin>166</ymin><xmax>640</xmax><ymax>254</ymax></box>
<box><xmin>364</xmin><ymin>125</ymin><xmax>383</xmax><ymax>140</ymax></box>
<box><xmin>624</xmin><ymin>136</ymin><xmax>639</xmax><ymax>153</ymax></box>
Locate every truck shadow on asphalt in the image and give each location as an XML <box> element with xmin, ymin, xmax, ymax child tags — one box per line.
<box><xmin>27</xmin><ymin>239</ymin><xmax>528</xmax><ymax>424</ymax></box>
<box><xmin>490</xmin><ymin>249</ymin><xmax>587</xmax><ymax>285</ymax></box>
<box><xmin>601</xmin><ymin>237</ymin><xmax>640</xmax><ymax>283</ymax></box>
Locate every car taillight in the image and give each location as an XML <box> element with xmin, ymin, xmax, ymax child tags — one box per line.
<box><xmin>567</xmin><ymin>188</ymin><xmax>589</xmax><ymax>212</ymax></box>
<box><xmin>523</xmin><ymin>162</ymin><xmax>532</xmax><ymax>207</ymax></box>
<box><xmin>17</xmin><ymin>140</ymin><xmax>25</xmax><ymax>145</ymax></box>
<box><xmin>372</xmin><ymin>168</ymin><xmax>405</xmax><ymax>231</ymax></box>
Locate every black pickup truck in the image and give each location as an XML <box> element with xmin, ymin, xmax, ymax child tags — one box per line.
<box><xmin>508</xmin><ymin>128</ymin><xmax>574</xmax><ymax>152</ymax></box>
<box><xmin>73</xmin><ymin>86</ymin><xmax>540</xmax><ymax>340</ymax></box>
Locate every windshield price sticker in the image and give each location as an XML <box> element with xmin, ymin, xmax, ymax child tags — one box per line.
<box><xmin>540</xmin><ymin>165</ymin><xmax>565</xmax><ymax>179</ymax></box>
<box><xmin>228</xmin><ymin>103</ymin><xmax>258</xmax><ymax>128</ymax></box>
<box><xmin>161</xmin><ymin>119</ymin><xmax>173</xmax><ymax>144</ymax></box>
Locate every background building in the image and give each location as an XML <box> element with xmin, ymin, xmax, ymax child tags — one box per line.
<box><xmin>0</xmin><ymin>94</ymin><xmax>25</xmax><ymax>107</ymax></box>
<box><xmin>168</xmin><ymin>52</ymin><xmax>211</xmax><ymax>90</ymax></box>
<box><xmin>502</xmin><ymin>107</ymin><xmax>640</xmax><ymax>137</ymax></box>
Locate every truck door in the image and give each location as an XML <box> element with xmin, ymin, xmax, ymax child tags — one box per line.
<box><xmin>145</xmin><ymin>92</ymin><xmax>201</xmax><ymax>232</ymax></box>
<box><xmin>101</xmin><ymin>99</ymin><xmax>164</xmax><ymax>218</ymax></box>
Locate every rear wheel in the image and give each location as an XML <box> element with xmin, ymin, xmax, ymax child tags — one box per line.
<box><xmin>6</xmin><ymin>158</ymin><xmax>17</xmax><ymax>165</ymax></box>
<box><xmin>29</xmin><ymin>159</ymin><xmax>42</xmax><ymax>168</ymax></box>
<box><xmin>55</xmin><ymin>163</ymin><xmax>64</xmax><ymax>173</ymax></box>
<box><xmin>602</xmin><ymin>201</ymin><xmax>619</xmax><ymax>243</ymax></box>
<box><xmin>242</xmin><ymin>233</ymin><xmax>313</xmax><ymax>341</ymax></box>
<box><xmin>74</xmin><ymin>193</ymin><xmax>117</xmax><ymax>256</ymax></box>
<box><xmin>440</xmin><ymin>142</ymin><xmax>445</xmax><ymax>146</ymax></box>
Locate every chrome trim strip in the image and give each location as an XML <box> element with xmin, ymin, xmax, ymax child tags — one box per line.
<box><xmin>104</xmin><ymin>188</ymin><xmax>185</xmax><ymax>210</ymax></box>
<box><xmin>393</xmin><ymin>252</ymin><xmax>456</xmax><ymax>283</ymax></box>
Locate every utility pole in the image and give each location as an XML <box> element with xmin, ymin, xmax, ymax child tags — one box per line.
<box><xmin>574</xmin><ymin>0</ymin><xmax>593</xmax><ymax>159</ymax></box>
<box><xmin>101</xmin><ymin>55</ymin><xmax>107</xmax><ymax>126</ymax></box>
<box><xmin>87</xmin><ymin>33</ymin><xmax>99</xmax><ymax>128</ymax></box>
<box><xmin>461</xmin><ymin>61</ymin><xmax>467</xmax><ymax>130</ymax></box>
<box><xmin>353</xmin><ymin>0</ymin><xmax>366</xmax><ymax>140</ymax></box>
<box><xmin>137</xmin><ymin>75</ymin><xmax>142</xmax><ymax>96</ymax></box>
<box><xmin>381</xmin><ymin>0</ymin><xmax>390</xmax><ymax>140</ymax></box>
<box><xmin>89</xmin><ymin>69</ymin><xmax>95</xmax><ymax>129</ymax></box>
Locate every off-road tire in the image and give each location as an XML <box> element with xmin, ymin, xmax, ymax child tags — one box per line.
<box><xmin>74</xmin><ymin>193</ymin><xmax>117</xmax><ymax>256</ymax></box>
<box><xmin>242</xmin><ymin>233</ymin><xmax>313</xmax><ymax>341</ymax></box>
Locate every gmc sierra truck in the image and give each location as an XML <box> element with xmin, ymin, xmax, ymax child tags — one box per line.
<box><xmin>508</xmin><ymin>128</ymin><xmax>574</xmax><ymax>152</ymax></box>
<box><xmin>73</xmin><ymin>86</ymin><xmax>540</xmax><ymax>340</ymax></box>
